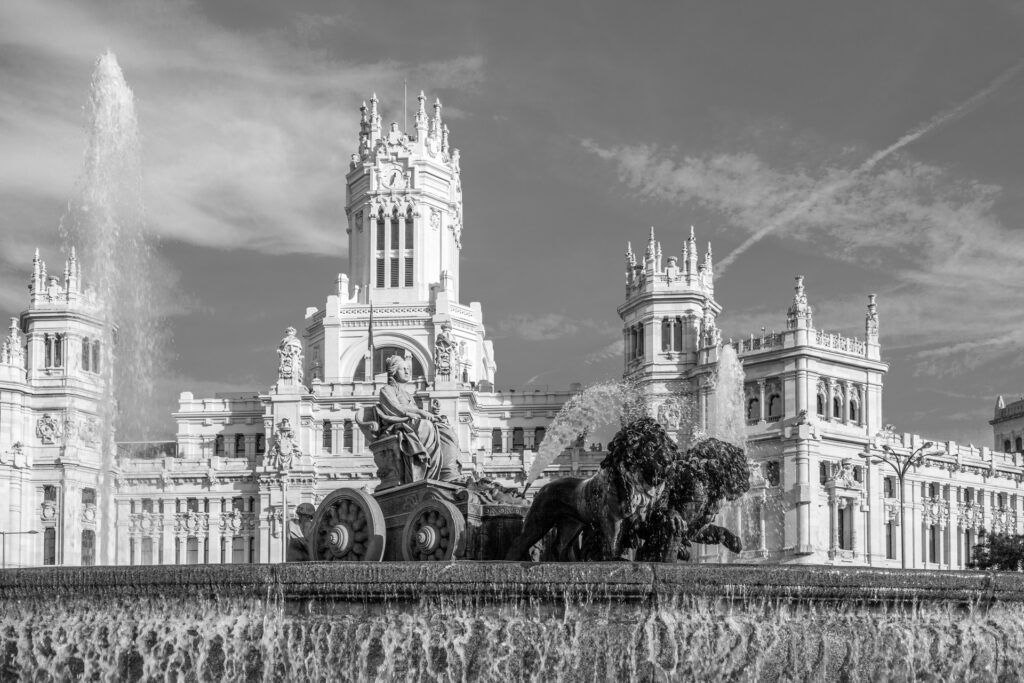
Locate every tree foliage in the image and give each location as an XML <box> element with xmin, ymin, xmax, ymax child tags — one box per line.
<box><xmin>969</xmin><ymin>529</ymin><xmax>1024</xmax><ymax>571</ymax></box>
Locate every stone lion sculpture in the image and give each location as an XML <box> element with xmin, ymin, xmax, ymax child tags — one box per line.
<box><xmin>628</xmin><ymin>437</ymin><xmax>751</xmax><ymax>562</ymax></box>
<box><xmin>505</xmin><ymin>417</ymin><xmax>678</xmax><ymax>562</ymax></box>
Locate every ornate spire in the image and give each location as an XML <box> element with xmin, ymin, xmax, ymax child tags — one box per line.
<box><xmin>441</xmin><ymin>124</ymin><xmax>449</xmax><ymax>154</ymax></box>
<box><xmin>415</xmin><ymin>90</ymin><xmax>427</xmax><ymax>131</ymax></box>
<box><xmin>369</xmin><ymin>93</ymin><xmax>381</xmax><ymax>140</ymax></box>
<box><xmin>432</xmin><ymin>97</ymin><xmax>443</xmax><ymax>138</ymax></box>
<box><xmin>704</xmin><ymin>241</ymin><xmax>713</xmax><ymax>271</ymax></box>
<box><xmin>786</xmin><ymin>275</ymin><xmax>813</xmax><ymax>330</ymax></box>
<box><xmin>865</xmin><ymin>293</ymin><xmax>879</xmax><ymax>339</ymax></box>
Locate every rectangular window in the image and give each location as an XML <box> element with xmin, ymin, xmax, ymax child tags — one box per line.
<box><xmin>44</xmin><ymin>485</ymin><xmax>57</xmax><ymax>502</ymax></box>
<box><xmin>391</xmin><ymin>219</ymin><xmax>399</xmax><ymax>250</ymax></box>
<box><xmin>81</xmin><ymin>530</ymin><xmax>95</xmax><ymax>566</ymax></box>
<box><xmin>819</xmin><ymin>462</ymin><xmax>830</xmax><ymax>485</ymax></box>
<box><xmin>376</xmin><ymin>258</ymin><xmax>385</xmax><ymax>288</ymax></box>
<box><xmin>837</xmin><ymin>507</ymin><xmax>849</xmax><ymax>550</ymax></box>
<box><xmin>323</xmin><ymin>420</ymin><xmax>332</xmax><ymax>452</ymax></box>
<box><xmin>766</xmin><ymin>461</ymin><xmax>781</xmax><ymax>487</ymax></box>
<box><xmin>92</xmin><ymin>341</ymin><xmax>100</xmax><ymax>373</ymax></box>
<box><xmin>390</xmin><ymin>257</ymin><xmax>400</xmax><ymax>287</ymax></box>
<box><xmin>404</xmin><ymin>257</ymin><xmax>413</xmax><ymax>287</ymax></box>
<box><xmin>141</xmin><ymin>538</ymin><xmax>153</xmax><ymax>565</ymax></box>
<box><xmin>232</xmin><ymin>497</ymin><xmax>244</xmax><ymax>512</ymax></box>
<box><xmin>220</xmin><ymin>538</ymin><xmax>227</xmax><ymax>564</ymax></box>
<box><xmin>344</xmin><ymin>420</ymin><xmax>353</xmax><ymax>450</ymax></box>
<box><xmin>187</xmin><ymin>498</ymin><xmax>199</xmax><ymax>513</ymax></box>
<box><xmin>54</xmin><ymin>335</ymin><xmax>63</xmax><ymax>368</ymax></box>
<box><xmin>886</xmin><ymin>521</ymin><xmax>896</xmax><ymax>560</ymax></box>
<box><xmin>232</xmin><ymin>536</ymin><xmax>245</xmax><ymax>564</ymax></box>
<box><xmin>405</xmin><ymin>218</ymin><xmax>413</xmax><ymax>247</ymax></box>
<box><xmin>534</xmin><ymin>427</ymin><xmax>546</xmax><ymax>449</ymax></box>
<box><xmin>43</xmin><ymin>528</ymin><xmax>56</xmax><ymax>566</ymax></box>
<box><xmin>249</xmin><ymin>536</ymin><xmax>256</xmax><ymax>564</ymax></box>
<box><xmin>81</xmin><ymin>338</ymin><xmax>90</xmax><ymax>372</ymax></box>
<box><xmin>512</xmin><ymin>428</ymin><xmax>525</xmax><ymax>452</ymax></box>
<box><xmin>883</xmin><ymin>476</ymin><xmax>895</xmax><ymax>498</ymax></box>
<box><xmin>187</xmin><ymin>537</ymin><xmax>199</xmax><ymax>565</ymax></box>
<box><xmin>491</xmin><ymin>428</ymin><xmax>503</xmax><ymax>453</ymax></box>
<box><xmin>376</xmin><ymin>220</ymin><xmax>385</xmax><ymax>250</ymax></box>
<box><xmin>929</xmin><ymin>525</ymin><xmax>939</xmax><ymax>563</ymax></box>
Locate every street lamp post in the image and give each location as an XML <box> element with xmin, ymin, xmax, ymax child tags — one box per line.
<box><xmin>0</xmin><ymin>529</ymin><xmax>39</xmax><ymax>569</ymax></box>
<box><xmin>860</xmin><ymin>426</ymin><xmax>941</xmax><ymax>569</ymax></box>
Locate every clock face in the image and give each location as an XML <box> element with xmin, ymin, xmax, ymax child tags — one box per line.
<box><xmin>381</xmin><ymin>165</ymin><xmax>405</xmax><ymax>190</ymax></box>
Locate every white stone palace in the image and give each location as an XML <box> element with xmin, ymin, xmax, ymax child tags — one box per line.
<box><xmin>0</xmin><ymin>93</ymin><xmax>1016</xmax><ymax>570</ymax></box>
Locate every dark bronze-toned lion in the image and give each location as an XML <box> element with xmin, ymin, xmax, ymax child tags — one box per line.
<box><xmin>629</xmin><ymin>437</ymin><xmax>751</xmax><ymax>562</ymax></box>
<box><xmin>505</xmin><ymin>417</ymin><xmax>677</xmax><ymax>561</ymax></box>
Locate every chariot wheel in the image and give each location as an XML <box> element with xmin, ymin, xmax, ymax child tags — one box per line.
<box><xmin>310</xmin><ymin>488</ymin><xmax>386</xmax><ymax>562</ymax></box>
<box><xmin>401</xmin><ymin>498</ymin><xmax>465</xmax><ymax>561</ymax></box>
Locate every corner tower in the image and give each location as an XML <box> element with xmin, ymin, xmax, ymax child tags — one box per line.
<box><xmin>617</xmin><ymin>226</ymin><xmax>721</xmax><ymax>388</ymax></box>
<box><xmin>343</xmin><ymin>92</ymin><xmax>464</xmax><ymax>304</ymax></box>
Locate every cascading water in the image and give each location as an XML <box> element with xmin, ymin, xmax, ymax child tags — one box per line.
<box><xmin>522</xmin><ymin>380</ymin><xmax>648</xmax><ymax>491</ymax></box>
<box><xmin>706</xmin><ymin>344</ymin><xmax>746</xmax><ymax>449</ymax></box>
<box><xmin>58</xmin><ymin>52</ymin><xmax>166</xmax><ymax>565</ymax></box>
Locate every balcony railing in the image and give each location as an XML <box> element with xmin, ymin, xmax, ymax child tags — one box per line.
<box><xmin>118</xmin><ymin>441</ymin><xmax>178</xmax><ymax>460</ymax></box>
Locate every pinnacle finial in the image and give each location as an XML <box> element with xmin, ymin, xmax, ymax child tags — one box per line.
<box><xmin>707</xmin><ymin>241</ymin><xmax>712</xmax><ymax>256</ymax></box>
<box><xmin>689</xmin><ymin>225</ymin><xmax>695</xmax><ymax>241</ymax></box>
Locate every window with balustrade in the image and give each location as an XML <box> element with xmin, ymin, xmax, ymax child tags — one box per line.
<box><xmin>234</xmin><ymin>433</ymin><xmax>245</xmax><ymax>456</ymax></box>
<box><xmin>512</xmin><ymin>428</ymin><xmax>524</xmax><ymax>453</ymax></box>
<box><xmin>747</xmin><ymin>397</ymin><xmax>760</xmax><ymax>422</ymax></box>
<box><xmin>767</xmin><ymin>394</ymin><xmax>782</xmax><ymax>420</ymax></box>
<box><xmin>214</xmin><ymin>435</ymin><xmax>224</xmax><ymax>455</ymax></box>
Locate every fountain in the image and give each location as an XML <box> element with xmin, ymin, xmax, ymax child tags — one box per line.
<box><xmin>8</xmin><ymin>56</ymin><xmax>1024</xmax><ymax>681</ymax></box>
<box><xmin>58</xmin><ymin>52</ymin><xmax>166</xmax><ymax>565</ymax></box>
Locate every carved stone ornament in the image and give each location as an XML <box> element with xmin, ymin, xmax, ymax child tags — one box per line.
<box><xmin>433</xmin><ymin>322</ymin><xmax>459</xmax><ymax>379</ymax></box>
<box><xmin>36</xmin><ymin>413</ymin><xmax>62</xmax><ymax>444</ymax></box>
<box><xmin>277</xmin><ymin>326</ymin><xmax>304</xmax><ymax>383</ymax></box>
<box><xmin>206</xmin><ymin>467</ymin><xmax>219</xmax><ymax>488</ymax></box>
<box><xmin>79</xmin><ymin>418</ymin><xmax>99</xmax><ymax>446</ymax></box>
<box><xmin>429</xmin><ymin>209</ymin><xmax>441</xmax><ymax>230</ymax></box>
<box><xmin>268</xmin><ymin>418</ymin><xmax>301</xmax><ymax>470</ymax></box>
<box><xmin>657</xmin><ymin>399</ymin><xmax>682</xmax><ymax>431</ymax></box>
<box><xmin>82</xmin><ymin>504</ymin><xmax>97</xmax><ymax>524</ymax></box>
<box><xmin>40</xmin><ymin>502</ymin><xmax>57</xmax><ymax>521</ymax></box>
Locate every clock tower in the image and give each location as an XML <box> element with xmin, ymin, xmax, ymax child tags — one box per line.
<box><xmin>343</xmin><ymin>92</ymin><xmax>464</xmax><ymax>305</ymax></box>
<box><xmin>304</xmin><ymin>92</ymin><xmax>496</xmax><ymax>390</ymax></box>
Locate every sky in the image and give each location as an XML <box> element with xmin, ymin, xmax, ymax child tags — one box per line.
<box><xmin>2</xmin><ymin>0</ymin><xmax>1024</xmax><ymax>446</ymax></box>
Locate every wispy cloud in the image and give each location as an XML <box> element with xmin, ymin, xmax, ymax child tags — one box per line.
<box><xmin>494</xmin><ymin>313</ymin><xmax>616</xmax><ymax>341</ymax></box>
<box><xmin>583</xmin><ymin>113</ymin><xmax>1024</xmax><ymax>377</ymax></box>
<box><xmin>0</xmin><ymin>0</ymin><xmax>484</xmax><ymax>262</ymax></box>
<box><xmin>584</xmin><ymin>339</ymin><xmax>624</xmax><ymax>365</ymax></box>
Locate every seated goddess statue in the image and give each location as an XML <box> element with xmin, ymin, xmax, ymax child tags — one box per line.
<box><xmin>375</xmin><ymin>354</ymin><xmax>461</xmax><ymax>483</ymax></box>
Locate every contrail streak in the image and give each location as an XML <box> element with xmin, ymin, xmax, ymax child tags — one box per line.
<box><xmin>716</xmin><ymin>60</ymin><xmax>1024</xmax><ymax>275</ymax></box>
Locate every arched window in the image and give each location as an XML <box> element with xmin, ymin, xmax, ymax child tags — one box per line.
<box><xmin>767</xmin><ymin>394</ymin><xmax>781</xmax><ymax>419</ymax></box>
<box><xmin>1005</xmin><ymin>440</ymin><xmax>1012</xmax><ymax>453</ymax></box>
<box><xmin>534</xmin><ymin>427</ymin><xmax>546</xmax><ymax>449</ymax></box>
<box><xmin>512</xmin><ymin>428</ymin><xmax>525</xmax><ymax>452</ymax></box>
<box><xmin>323</xmin><ymin>420</ymin><xmax>332</xmax><ymax>452</ymax></box>
<box><xmin>255</xmin><ymin>434</ymin><xmax>265</xmax><ymax>455</ymax></box>
<box><xmin>491</xmin><ymin>428</ymin><xmax>503</xmax><ymax>453</ymax></box>
<box><xmin>747</xmin><ymin>398</ymin><xmax>760</xmax><ymax>421</ymax></box>
<box><xmin>344</xmin><ymin>420</ymin><xmax>354</xmax><ymax>451</ymax></box>
<box><xmin>849</xmin><ymin>399</ymin><xmax>860</xmax><ymax>424</ymax></box>
<box><xmin>816</xmin><ymin>393</ymin><xmax>826</xmax><ymax>417</ymax></box>
<box><xmin>1016</xmin><ymin>437</ymin><xmax>1022</xmax><ymax>453</ymax></box>
<box><xmin>234</xmin><ymin>433</ymin><xmax>245</xmax><ymax>456</ymax></box>
<box><xmin>81</xmin><ymin>337</ymin><xmax>91</xmax><ymax>372</ymax></box>
<box><xmin>354</xmin><ymin>346</ymin><xmax>425</xmax><ymax>379</ymax></box>
<box><xmin>81</xmin><ymin>530</ymin><xmax>95</xmax><ymax>566</ymax></box>
<box><xmin>833</xmin><ymin>396</ymin><xmax>842</xmax><ymax>420</ymax></box>
<box><xmin>214</xmin><ymin>434</ymin><xmax>224</xmax><ymax>455</ymax></box>
<box><xmin>662</xmin><ymin>319</ymin><xmax>672</xmax><ymax>352</ymax></box>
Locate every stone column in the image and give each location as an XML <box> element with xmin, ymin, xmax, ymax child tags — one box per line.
<box><xmin>758</xmin><ymin>500</ymin><xmax>767</xmax><ymax>555</ymax></box>
<box><xmin>161</xmin><ymin>501</ymin><xmax>176</xmax><ymax>566</ymax></box>
<box><xmin>207</xmin><ymin>497</ymin><xmax>222</xmax><ymax>564</ymax></box>
<box><xmin>938</xmin><ymin>522</ymin><xmax>946</xmax><ymax>568</ymax></box>
<box><xmin>828</xmin><ymin>493</ymin><xmax>838</xmax><ymax>559</ymax></box>
<box><xmin>827</xmin><ymin>381</ymin><xmax>835</xmax><ymax>421</ymax></box>
<box><xmin>758</xmin><ymin>380</ymin><xmax>766</xmax><ymax>422</ymax></box>
<box><xmin>841</xmin><ymin>381</ymin><xmax>850</xmax><ymax>424</ymax></box>
<box><xmin>116</xmin><ymin>499</ymin><xmax>132</xmax><ymax>566</ymax></box>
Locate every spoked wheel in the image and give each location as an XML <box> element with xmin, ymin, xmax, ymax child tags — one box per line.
<box><xmin>310</xmin><ymin>488</ymin><xmax>386</xmax><ymax>561</ymax></box>
<box><xmin>401</xmin><ymin>498</ymin><xmax>465</xmax><ymax>561</ymax></box>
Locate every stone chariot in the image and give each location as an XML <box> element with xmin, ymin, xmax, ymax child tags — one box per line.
<box><xmin>306</xmin><ymin>420</ymin><xmax>528</xmax><ymax>563</ymax></box>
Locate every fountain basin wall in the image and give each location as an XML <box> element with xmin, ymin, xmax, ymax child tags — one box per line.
<box><xmin>3</xmin><ymin>563</ymin><xmax>1024</xmax><ymax>681</ymax></box>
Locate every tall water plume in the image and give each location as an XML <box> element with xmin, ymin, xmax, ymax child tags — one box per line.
<box><xmin>706</xmin><ymin>345</ymin><xmax>746</xmax><ymax>449</ymax></box>
<box><xmin>522</xmin><ymin>380</ymin><xmax>648</xmax><ymax>491</ymax></box>
<box><xmin>59</xmin><ymin>52</ymin><xmax>166</xmax><ymax>564</ymax></box>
